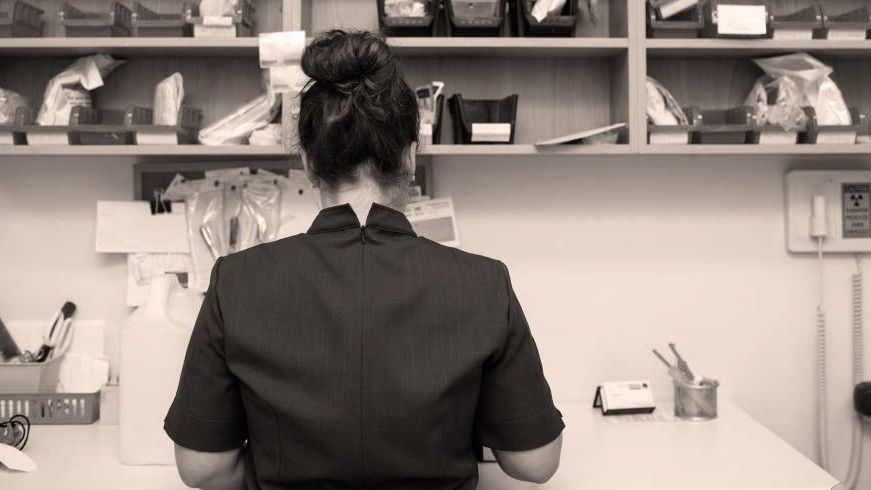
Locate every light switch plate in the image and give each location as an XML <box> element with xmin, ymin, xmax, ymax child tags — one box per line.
<box><xmin>786</xmin><ymin>170</ymin><xmax>871</xmax><ymax>253</ymax></box>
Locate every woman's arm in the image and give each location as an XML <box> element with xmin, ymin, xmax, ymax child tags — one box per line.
<box><xmin>494</xmin><ymin>433</ymin><xmax>563</xmax><ymax>484</ymax></box>
<box><xmin>174</xmin><ymin>444</ymin><xmax>245</xmax><ymax>490</ymax></box>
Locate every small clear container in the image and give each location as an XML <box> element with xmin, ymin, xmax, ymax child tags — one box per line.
<box><xmin>674</xmin><ymin>378</ymin><xmax>719</xmax><ymax>420</ymax></box>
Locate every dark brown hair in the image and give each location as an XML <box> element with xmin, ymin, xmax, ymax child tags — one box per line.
<box><xmin>298</xmin><ymin>30</ymin><xmax>419</xmax><ymax>189</ymax></box>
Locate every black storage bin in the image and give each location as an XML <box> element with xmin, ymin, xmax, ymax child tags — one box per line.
<box><xmin>648</xmin><ymin>106</ymin><xmax>702</xmax><ymax>144</ymax></box>
<box><xmin>71</xmin><ymin>106</ymin><xmax>151</xmax><ymax>145</ymax></box>
<box><xmin>647</xmin><ymin>2</ymin><xmax>704</xmax><ymax>38</ymax></box>
<box><xmin>767</xmin><ymin>3</ymin><xmax>823</xmax><ymax>40</ymax></box>
<box><xmin>703</xmin><ymin>0</ymin><xmax>769</xmax><ymax>38</ymax></box>
<box><xmin>188</xmin><ymin>0</ymin><xmax>255</xmax><ymax>37</ymax></box>
<box><xmin>0</xmin><ymin>106</ymin><xmax>34</xmax><ymax>145</ymax></box>
<box><xmin>801</xmin><ymin>107</ymin><xmax>864</xmax><ymax>145</ymax></box>
<box><xmin>692</xmin><ymin>106</ymin><xmax>756</xmax><ymax>144</ymax></box>
<box><xmin>377</xmin><ymin>0</ymin><xmax>443</xmax><ymax>36</ymax></box>
<box><xmin>444</xmin><ymin>0</ymin><xmax>507</xmax><ymax>36</ymax></box>
<box><xmin>0</xmin><ymin>1</ymin><xmax>43</xmax><ymax>37</ymax></box>
<box><xmin>512</xmin><ymin>0</ymin><xmax>578</xmax><ymax>37</ymax></box>
<box><xmin>820</xmin><ymin>6</ymin><xmax>871</xmax><ymax>40</ymax></box>
<box><xmin>59</xmin><ymin>1</ymin><xmax>132</xmax><ymax>37</ymax></box>
<box><xmin>132</xmin><ymin>106</ymin><xmax>203</xmax><ymax>145</ymax></box>
<box><xmin>132</xmin><ymin>2</ymin><xmax>195</xmax><ymax>37</ymax></box>
<box><xmin>449</xmin><ymin>94</ymin><xmax>518</xmax><ymax>144</ymax></box>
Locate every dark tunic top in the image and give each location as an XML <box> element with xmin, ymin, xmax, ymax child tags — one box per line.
<box><xmin>164</xmin><ymin>203</ymin><xmax>563</xmax><ymax>489</ymax></box>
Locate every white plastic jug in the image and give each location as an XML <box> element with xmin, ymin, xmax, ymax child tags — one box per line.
<box><xmin>120</xmin><ymin>274</ymin><xmax>201</xmax><ymax>465</ymax></box>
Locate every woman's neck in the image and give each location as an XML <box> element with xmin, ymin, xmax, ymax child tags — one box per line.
<box><xmin>319</xmin><ymin>173</ymin><xmax>406</xmax><ymax>221</ymax></box>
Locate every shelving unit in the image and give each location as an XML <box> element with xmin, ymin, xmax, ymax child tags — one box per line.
<box><xmin>0</xmin><ymin>0</ymin><xmax>870</xmax><ymax>162</ymax></box>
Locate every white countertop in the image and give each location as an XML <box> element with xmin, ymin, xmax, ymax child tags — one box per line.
<box><xmin>1</xmin><ymin>401</ymin><xmax>840</xmax><ymax>490</ymax></box>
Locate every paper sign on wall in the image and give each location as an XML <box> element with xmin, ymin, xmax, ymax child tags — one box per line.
<box><xmin>95</xmin><ymin>201</ymin><xmax>189</xmax><ymax>254</ymax></box>
<box><xmin>716</xmin><ymin>5</ymin><xmax>767</xmax><ymax>36</ymax></box>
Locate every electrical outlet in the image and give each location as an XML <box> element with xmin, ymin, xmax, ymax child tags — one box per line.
<box><xmin>787</xmin><ymin>171</ymin><xmax>871</xmax><ymax>253</ymax></box>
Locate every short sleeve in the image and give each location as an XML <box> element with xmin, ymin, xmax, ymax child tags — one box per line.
<box><xmin>164</xmin><ymin>258</ymin><xmax>248</xmax><ymax>451</ymax></box>
<box><xmin>474</xmin><ymin>262</ymin><xmax>564</xmax><ymax>451</ymax></box>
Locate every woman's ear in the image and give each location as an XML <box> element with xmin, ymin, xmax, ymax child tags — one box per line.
<box><xmin>403</xmin><ymin>143</ymin><xmax>417</xmax><ymax>179</ymax></box>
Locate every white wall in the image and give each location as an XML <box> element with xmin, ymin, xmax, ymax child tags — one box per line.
<box><xmin>2</xmin><ymin>154</ymin><xmax>870</xmax><ymax>484</ymax></box>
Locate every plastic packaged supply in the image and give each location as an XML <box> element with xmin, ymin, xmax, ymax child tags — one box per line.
<box><xmin>531</xmin><ymin>0</ymin><xmax>567</xmax><ymax>22</ymax></box>
<box><xmin>646</xmin><ymin>77</ymin><xmax>687</xmax><ymax>126</ymax></box>
<box><xmin>153</xmin><ymin>73</ymin><xmax>184</xmax><ymax>126</ymax></box>
<box><xmin>187</xmin><ymin>183</ymin><xmax>225</xmax><ymax>293</ymax></box>
<box><xmin>752</xmin><ymin>53</ymin><xmax>851</xmax><ymax>127</ymax></box>
<box><xmin>37</xmin><ymin>54</ymin><xmax>125</xmax><ymax>126</ymax></box>
<box><xmin>238</xmin><ymin>176</ymin><xmax>281</xmax><ymax>250</ymax></box>
<box><xmin>745</xmin><ymin>75</ymin><xmax>806</xmax><ymax>131</ymax></box>
<box><xmin>199</xmin><ymin>0</ymin><xmax>239</xmax><ymax>17</ymax></box>
<box><xmin>249</xmin><ymin>123</ymin><xmax>284</xmax><ymax>146</ymax></box>
<box><xmin>385</xmin><ymin>0</ymin><xmax>427</xmax><ymax>17</ymax></box>
<box><xmin>0</xmin><ymin>89</ymin><xmax>27</xmax><ymax>125</ymax></box>
<box><xmin>198</xmin><ymin>92</ymin><xmax>281</xmax><ymax>145</ymax></box>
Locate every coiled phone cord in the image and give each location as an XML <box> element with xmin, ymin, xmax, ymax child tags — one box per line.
<box><xmin>844</xmin><ymin>254</ymin><xmax>864</xmax><ymax>489</ymax></box>
<box><xmin>816</xmin><ymin>236</ymin><xmax>829</xmax><ymax>470</ymax></box>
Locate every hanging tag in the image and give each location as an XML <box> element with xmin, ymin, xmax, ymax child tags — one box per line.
<box><xmin>716</xmin><ymin>5</ymin><xmax>767</xmax><ymax>36</ymax></box>
<box><xmin>471</xmin><ymin>123</ymin><xmax>511</xmax><ymax>143</ymax></box>
<box><xmin>259</xmin><ymin>31</ymin><xmax>306</xmax><ymax>68</ymax></box>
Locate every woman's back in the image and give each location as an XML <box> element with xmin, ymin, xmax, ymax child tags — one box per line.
<box><xmin>165</xmin><ymin>30</ymin><xmax>562</xmax><ymax>489</ymax></box>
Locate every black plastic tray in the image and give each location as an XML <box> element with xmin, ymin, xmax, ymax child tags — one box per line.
<box><xmin>648</xmin><ymin>106</ymin><xmax>702</xmax><ymax>144</ymax></box>
<box><xmin>767</xmin><ymin>3</ymin><xmax>823</xmax><ymax>39</ymax></box>
<box><xmin>648</xmin><ymin>2</ymin><xmax>704</xmax><ymax>38</ymax></box>
<box><xmin>692</xmin><ymin>106</ymin><xmax>757</xmax><ymax>144</ymax></box>
<box><xmin>512</xmin><ymin>0</ymin><xmax>578</xmax><ymax>37</ymax></box>
<box><xmin>377</xmin><ymin>0</ymin><xmax>443</xmax><ymax>36</ymax></box>
<box><xmin>449</xmin><ymin>94</ymin><xmax>518</xmax><ymax>144</ymax></box>
<box><xmin>132</xmin><ymin>2</ymin><xmax>195</xmax><ymax>37</ymax></box>
<box><xmin>801</xmin><ymin>107</ymin><xmax>864</xmax><ymax>145</ymax></box>
<box><xmin>59</xmin><ymin>1</ymin><xmax>132</xmax><ymax>37</ymax></box>
<box><xmin>820</xmin><ymin>6</ymin><xmax>871</xmax><ymax>39</ymax></box>
<box><xmin>444</xmin><ymin>0</ymin><xmax>507</xmax><ymax>36</ymax></box>
<box><xmin>0</xmin><ymin>1</ymin><xmax>43</xmax><ymax>37</ymax></box>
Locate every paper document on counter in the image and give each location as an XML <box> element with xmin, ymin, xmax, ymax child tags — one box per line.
<box><xmin>95</xmin><ymin>201</ymin><xmax>189</xmax><ymax>254</ymax></box>
<box><xmin>405</xmin><ymin>198</ymin><xmax>460</xmax><ymax>248</ymax></box>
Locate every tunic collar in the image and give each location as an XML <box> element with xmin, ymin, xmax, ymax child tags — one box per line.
<box><xmin>307</xmin><ymin>203</ymin><xmax>417</xmax><ymax>237</ymax></box>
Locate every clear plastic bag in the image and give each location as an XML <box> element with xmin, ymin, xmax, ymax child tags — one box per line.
<box><xmin>0</xmin><ymin>89</ymin><xmax>28</xmax><ymax>125</ymax></box>
<box><xmin>751</xmin><ymin>53</ymin><xmax>851</xmax><ymax>128</ymax></box>
<box><xmin>154</xmin><ymin>73</ymin><xmax>184</xmax><ymax>126</ymax></box>
<box><xmin>37</xmin><ymin>54</ymin><xmax>125</xmax><ymax>126</ymax></box>
<box><xmin>384</xmin><ymin>0</ymin><xmax>428</xmax><ymax>17</ymax></box>
<box><xmin>198</xmin><ymin>92</ymin><xmax>281</xmax><ymax>145</ymax></box>
<box><xmin>186</xmin><ymin>182</ymin><xmax>225</xmax><ymax>293</ymax></box>
<box><xmin>239</xmin><ymin>175</ymin><xmax>282</xmax><ymax>250</ymax></box>
<box><xmin>163</xmin><ymin>174</ymin><xmax>201</xmax><ymax>202</ymax></box>
<box><xmin>647</xmin><ymin>77</ymin><xmax>687</xmax><ymax>126</ymax></box>
<box><xmin>746</xmin><ymin>75</ymin><xmax>806</xmax><ymax>130</ymax></box>
<box><xmin>531</xmin><ymin>0</ymin><xmax>567</xmax><ymax>21</ymax></box>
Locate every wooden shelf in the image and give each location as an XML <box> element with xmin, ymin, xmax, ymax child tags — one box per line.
<box><xmin>0</xmin><ymin>38</ymin><xmax>260</xmax><ymax>57</ymax></box>
<box><xmin>644</xmin><ymin>144</ymin><xmax>871</xmax><ymax>155</ymax></box>
<box><xmin>419</xmin><ymin>144</ymin><xmax>632</xmax><ymax>156</ymax></box>
<box><xmin>387</xmin><ymin>37</ymin><xmax>629</xmax><ymax>58</ymax></box>
<box><xmin>646</xmin><ymin>38</ymin><xmax>871</xmax><ymax>58</ymax></box>
<box><xmin>0</xmin><ymin>145</ymin><xmax>287</xmax><ymax>157</ymax></box>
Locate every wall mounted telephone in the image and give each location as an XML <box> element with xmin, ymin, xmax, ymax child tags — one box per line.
<box><xmin>785</xmin><ymin>170</ymin><xmax>866</xmax><ymax>489</ymax></box>
<box><xmin>787</xmin><ymin>171</ymin><xmax>871</xmax><ymax>253</ymax></box>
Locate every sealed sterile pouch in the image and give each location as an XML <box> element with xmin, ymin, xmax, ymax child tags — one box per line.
<box><xmin>186</xmin><ymin>183</ymin><xmax>225</xmax><ymax>293</ymax></box>
<box><xmin>276</xmin><ymin>169</ymin><xmax>320</xmax><ymax>239</ymax></box>
<box><xmin>384</xmin><ymin>0</ymin><xmax>427</xmax><ymax>17</ymax></box>
<box><xmin>154</xmin><ymin>73</ymin><xmax>184</xmax><ymax>126</ymax></box>
<box><xmin>646</xmin><ymin>77</ymin><xmax>687</xmax><ymax>126</ymax></box>
<box><xmin>239</xmin><ymin>175</ymin><xmax>281</xmax><ymax>250</ymax></box>
<box><xmin>752</xmin><ymin>53</ymin><xmax>851</xmax><ymax>126</ymax></box>
<box><xmin>746</xmin><ymin>75</ymin><xmax>806</xmax><ymax>131</ymax></box>
<box><xmin>199</xmin><ymin>0</ymin><xmax>239</xmax><ymax>17</ymax></box>
<box><xmin>198</xmin><ymin>92</ymin><xmax>282</xmax><ymax>145</ymax></box>
<box><xmin>0</xmin><ymin>89</ymin><xmax>27</xmax><ymax>125</ymax></box>
<box><xmin>37</xmin><ymin>54</ymin><xmax>125</xmax><ymax>126</ymax></box>
<box><xmin>531</xmin><ymin>0</ymin><xmax>567</xmax><ymax>21</ymax></box>
<box><xmin>223</xmin><ymin>178</ymin><xmax>244</xmax><ymax>253</ymax></box>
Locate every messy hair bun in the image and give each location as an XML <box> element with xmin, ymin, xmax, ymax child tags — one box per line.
<box><xmin>299</xmin><ymin>30</ymin><xmax>419</xmax><ymax>189</ymax></box>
